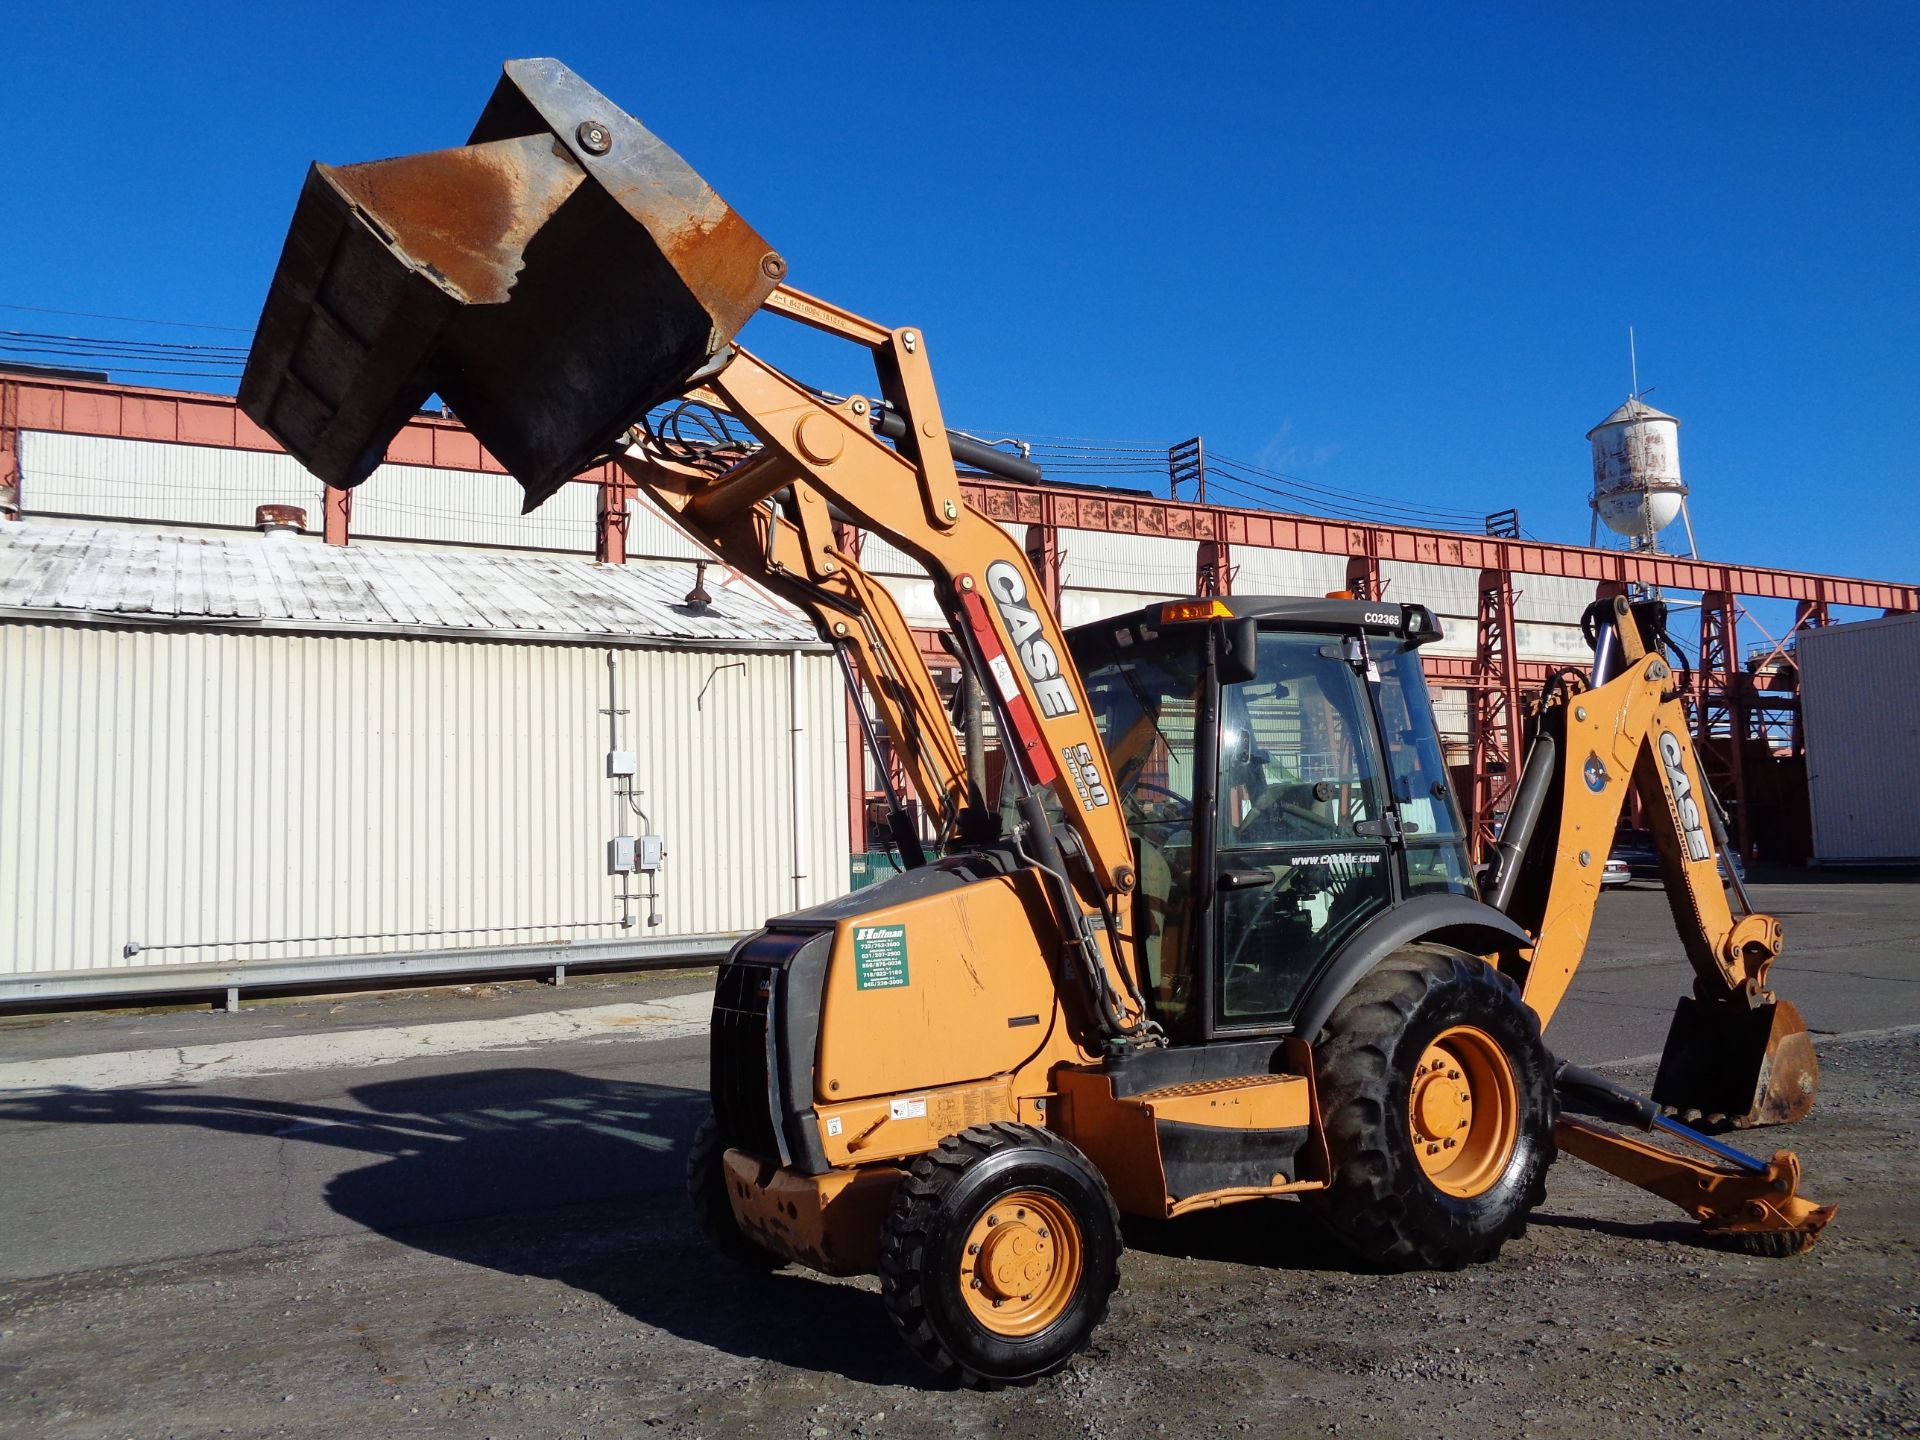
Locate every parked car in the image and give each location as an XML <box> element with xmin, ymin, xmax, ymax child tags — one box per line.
<box><xmin>1610</xmin><ymin>828</ymin><xmax>1745</xmax><ymax>885</ymax></box>
<box><xmin>1601</xmin><ymin>855</ymin><xmax>1632</xmax><ymax>888</ymax></box>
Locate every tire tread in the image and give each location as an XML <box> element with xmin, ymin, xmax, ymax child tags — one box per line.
<box><xmin>1312</xmin><ymin>944</ymin><xmax>1554</xmax><ymax>1270</ymax></box>
<box><xmin>878</xmin><ymin>1123</ymin><xmax>1120</xmax><ymax>1389</ymax></box>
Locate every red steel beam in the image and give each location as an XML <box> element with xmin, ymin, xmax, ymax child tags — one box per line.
<box><xmin>7</xmin><ymin>372</ymin><xmax>1913</xmax><ymax>611</ymax></box>
<box><xmin>959</xmin><ymin>479</ymin><xmax>1917</xmax><ymax>613</ymax></box>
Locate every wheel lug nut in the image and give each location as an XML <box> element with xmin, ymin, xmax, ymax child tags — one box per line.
<box><xmin>987</xmin><ymin>1216</ymin><xmax>999</xmax><ymax>1227</ymax></box>
<box><xmin>1443</xmin><ymin>1138</ymin><xmax>1456</xmax><ymax>1149</ymax></box>
<box><xmin>970</xmin><ymin>1278</ymin><xmax>982</xmax><ymax>1289</ymax></box>
<box><xmin>968</xmin><ymin>1243</ymin><xmax>980</xmax><ymax>1254</ymax></box>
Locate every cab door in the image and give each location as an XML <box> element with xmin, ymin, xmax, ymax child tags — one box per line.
<box><xmin>1208</xmin><ymin>630</ymin><xmax>1397</xmax><ymax>1031</ymax></box>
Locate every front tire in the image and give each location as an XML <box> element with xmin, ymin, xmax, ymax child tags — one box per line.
<box><xmin>1311</xmin><ymin>944</ymin><xmax>1554</xmax><ymax>1269</ymax></box>
<box><xmin>878</xmin><ymin>1122</ymin><xmax>1121</xmax><ymax>1388</ymax></box>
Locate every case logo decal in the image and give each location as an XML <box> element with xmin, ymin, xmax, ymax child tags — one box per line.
<box><xmin>1658</xmin><ymin>729</ymin><xmax>1713</xmax><ymax>862</ymax></box>
<box><xmin>984</xmin><ymin>561</ymin><xmax>1078</xmax><ymax>718</ymax></box>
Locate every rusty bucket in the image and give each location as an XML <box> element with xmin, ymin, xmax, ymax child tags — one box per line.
<box><xmin>1650</xmin><ymin>995</ymin><xmax>1819</xmax><ymax>1131</ymax></box>
<box><xmin>239</xmin><ymin>58</ymin><xmax>783</xmax><ymax>510</ymax></box>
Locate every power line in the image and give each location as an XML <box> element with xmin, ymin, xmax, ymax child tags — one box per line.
<box><xmin>0</xmin><ymin>301</ymin><xmax>252</xmax><ymax>334</ymax></box>
<box><xmin>1209</xmin><ymin>452</ymin><xmax>1487</xmax><ymax>524</ymax></box>
<box><xmin>1</xmin><ymin>330</ymin><xmax>247</xmax><ymax>357</ymax></box>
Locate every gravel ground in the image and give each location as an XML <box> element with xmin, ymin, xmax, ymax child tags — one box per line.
<box><xmin>2</xmin><ymin>1028</ymin><xmax>1913</xmax><ymax>1440</ymax></box>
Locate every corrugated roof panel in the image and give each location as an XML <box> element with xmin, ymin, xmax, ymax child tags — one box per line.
<box><xmin>0</xmin><ymin>523</ymin><xmax>819</xmax><ymax>647</ymax></box>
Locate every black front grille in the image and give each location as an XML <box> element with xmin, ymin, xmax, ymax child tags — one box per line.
<box><xmin>710</xmin><ymin>955</ymin><xmax>780</xmax><ymax>1159</ymax></box>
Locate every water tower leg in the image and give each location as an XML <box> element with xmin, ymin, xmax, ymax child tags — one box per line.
<box><xmin>1676</xmin><ymin>495</ymin><xmax>1700</xmax><ymax>560</ymax></box>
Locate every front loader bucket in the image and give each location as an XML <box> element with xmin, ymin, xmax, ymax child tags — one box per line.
<box><xmin>1651</xmin><ymin>995</ymin><xmax>1819</xmax><ymax>1131</ymax></box>
<box><xmin>239</xmin><ymin>57</ymin><xmax>783</xmax><ymax>510</ymax></box>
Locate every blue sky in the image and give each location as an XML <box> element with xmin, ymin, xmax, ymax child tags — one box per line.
<box><xmin>2</xmin><ymin>3</ymin><xmax>1914</xmax><ymax>599</ymax></box>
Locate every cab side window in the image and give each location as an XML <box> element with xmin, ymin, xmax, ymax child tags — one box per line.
<box><xmin>1214</xmin><ymin>634</ymin><xmax>1394</xmax><ymax>1026</ymax></box>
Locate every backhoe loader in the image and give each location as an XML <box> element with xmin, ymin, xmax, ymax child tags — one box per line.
<box><xmin>240</xmin><ymin>58</ymin><xmax>1832</xmax><ymax>1388</ymax></box>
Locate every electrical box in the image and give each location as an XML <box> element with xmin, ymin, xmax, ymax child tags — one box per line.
<box><xmin>606</xmin><ymin>750</ymin><xmax>637</xmax><ymax>778</ymax></box>
<box><xmin>637</xmin><ymin>835</ymin><xmax>665</xmax><ymax>872</ymax></box>
<box><xmin>608</xmin><ymin>835</ymin><xmax>637</xmax><ymax>874</ymax></box>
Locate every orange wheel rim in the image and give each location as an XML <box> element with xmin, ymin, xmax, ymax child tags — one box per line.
<box><xmin>960</xmin><ymin>1190</ymin><xmax>1082</xmax><ymax>1337</ymax></box>
<box><xmin>1408</xmin><ymin>1025</ymin><xmax>1520</xmax><ymax>1198</ymax></box>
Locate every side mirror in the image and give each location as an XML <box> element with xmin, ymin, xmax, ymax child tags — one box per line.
<box><xmin>1217</xmin><ymin>618</ymin><xmax>1259</xmax><ymax>685</ymax></box>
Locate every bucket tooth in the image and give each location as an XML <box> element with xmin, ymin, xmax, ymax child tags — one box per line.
<box><xmin>1651</xmin><ymin>995</ymin><xmax>1818</xmax><ymax>1131</ymax></box>
<box><xmin>240</xmin><ymin>57</ymin><xmax>782</xmax><ymax>510</ymax></box>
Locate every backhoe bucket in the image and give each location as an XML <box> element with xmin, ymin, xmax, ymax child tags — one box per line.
<box><xmin>239</xmin><ymin>58</ymin><xmax>782</xmax><ymax>510</ymax></box>
<box><xmin>1651</xmin><ymin>995</ymin><xmax>1819</xmax><ymax>1130</ymax></box>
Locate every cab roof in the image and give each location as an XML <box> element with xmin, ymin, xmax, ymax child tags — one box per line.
<box><xmin>1066</xmin><ymin>595</ymin><xmax>1444</xmax><ymax>650</ymax></box>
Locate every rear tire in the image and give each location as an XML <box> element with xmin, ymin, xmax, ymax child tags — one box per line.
<box><xmin>686</xmin><ymin>1110</ymin><xmax>784</xmax><ymax>1271</ymax></box>
<box><xmin>878</xmin><ymin>1122</ymin><xmax>1121</xmax><ymax>1389</ymax></box>
<box><xmin>1311</xmin><ymin>943</ymin><xmax>1553</xmax><ymax>1269</ymax></box>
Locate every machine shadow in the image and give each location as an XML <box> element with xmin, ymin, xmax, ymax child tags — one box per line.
<box><xmin>0</xmin><ymin>1070</ymin><xmax>923</xmax><ymax>1387</ymax></box>
<box><xmin>1525</xmin><ymin>1210</ymin><xmax>1718</xmax><ymax>1248</ymax></box>
<box><xmin>1122</xmin><ymin>1199</ymin><xmax>1349</xmax><ymax>1272</ymax></box>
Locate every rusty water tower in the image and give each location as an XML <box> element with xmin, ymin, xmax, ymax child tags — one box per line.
<box><xmin>1586</xmin><ymin>396</ymin><xmax>1698</xmax><ymax>557</ymax></box>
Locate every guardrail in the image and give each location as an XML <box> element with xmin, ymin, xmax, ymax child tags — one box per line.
<box><xmin>0</xmin><ymin>932</ymin><xmax>747</xmax><ymax>1013</ymax></box>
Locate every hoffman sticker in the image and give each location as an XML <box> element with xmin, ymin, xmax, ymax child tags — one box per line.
<box><xmin>1061</xmin><ymin>742</ymin><xmax>1112</xmax><ymax>808</ymax></box>
<box><xmin>825</xmin><ymin>1115</ymin><xmax>843</xmax><ymax>1137</ymax></box>
<box><xmin>854</xmin><ymin>923</ymin><xmax>910</xmax><ymax>990</ymax></box>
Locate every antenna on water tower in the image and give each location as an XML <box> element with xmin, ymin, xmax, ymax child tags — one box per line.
<box><xmin>1586</xmin><ymin>330</ymin><xmax>1699</xmax><ymax>563</ymax></box>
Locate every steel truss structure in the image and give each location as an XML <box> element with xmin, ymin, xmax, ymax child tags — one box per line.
<box><xmin>6</xmin><ymin>372</ymin><xmax>1913</xmax><ymax>859</ymax></box>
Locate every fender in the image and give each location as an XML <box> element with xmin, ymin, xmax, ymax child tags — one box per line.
<box><xmin>1290</xmin><ymin>894</ymin><xmax>1533</xmax><ymax>1043</ymax></box>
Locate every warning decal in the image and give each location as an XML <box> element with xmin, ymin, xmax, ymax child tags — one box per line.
<box><xmin>854</xmin><ymin>924</ymin><xmax>910</xmax><ymax>990</ymax></box>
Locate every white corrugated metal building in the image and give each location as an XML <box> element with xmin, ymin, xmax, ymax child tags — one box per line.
<box><xmin>1798</xmin><ymin>611</ymin><xmax>1920</xmax><ymax>864</ymax></box>
<box><xmin>0</xmin><ymin>521</ymin><xmax>848</xmax><ymax>981</ymax></box>
<box><xmin>0</xmin><ymin>392</ymin><xmax>1603</xmax><ymax>996</ymax></box>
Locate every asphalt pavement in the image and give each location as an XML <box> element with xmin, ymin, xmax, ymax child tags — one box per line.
<box><xmin>0</xmin><ymin>878</ymin><xmax>1916</xmax><ymax>1439</ymax></box>
<box><xmin>2</xmin><ymin>880</ymin><xmax>1916</xmax><ymax>1284</ymax></box>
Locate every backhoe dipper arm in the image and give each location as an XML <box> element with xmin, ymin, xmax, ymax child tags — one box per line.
<box><xmin>1487</xmin><ymin>597</ymin><xmax>1827</xmax><ymax>1245</ymax></box>
<box><xmin>622</xmin><ymin>291</ymin><xmax>1150</xmax><ymax>1038</ymax></box>
<box><xmin>1499</xmin><ymin>602</ymin><xmax>1785</xmax><ymax>1027</ymax></box>
<box><xmin>1492</xmin><ymin>597</ymin><xmax>1815</xmax><ymax>1131</ymax></box>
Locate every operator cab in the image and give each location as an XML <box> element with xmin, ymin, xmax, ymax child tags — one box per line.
<box><xmin>1065</xmin><ymin>596</ymin><xmax>1472</xmax><ymax>1044</ymax></box>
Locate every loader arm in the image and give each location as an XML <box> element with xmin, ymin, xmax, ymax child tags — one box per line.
<box><xmin>233</xmin><ymin>57</ymin><xmax>1151</xmax><ymax>1042</ymax></box>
